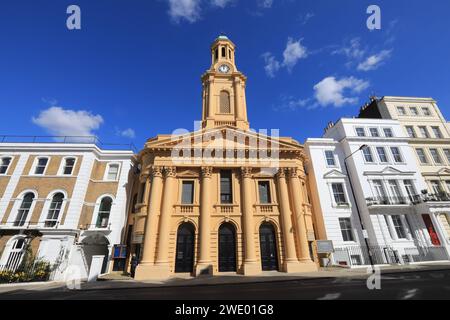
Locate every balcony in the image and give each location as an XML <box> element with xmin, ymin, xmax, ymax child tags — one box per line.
<box><xmin>254</xmin><ymin>203</ymin><xmax>279</xmax><ymax>214</ymax></box>
<box><xmin>366</xmin><ymin>196</ymin><xmax>417</xmax><ymax>206</ymax></box>
<box><xmin>421</xmin><ymin>192</ymin><xmax>450</xmax><ymax>202</ymax></box>
<box><xmin>173</xmin><ymin>204</ymin><xmax>200</xmax><ymax>215</ymax></box>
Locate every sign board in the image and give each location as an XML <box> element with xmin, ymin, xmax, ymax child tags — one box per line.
<box><xmin>132</xmin><ymin>234</ymin><xmax>144</xmax><ymax>244</ymax></box>
<box><xmin>316</xmin><ymin>240</ymin><xmax>334</xmax><ymax>254</ymax></box>
<box><xmin>113</xmin><ymin>245</ymin><xmax>127</xmax><ymax>259</ymax></box>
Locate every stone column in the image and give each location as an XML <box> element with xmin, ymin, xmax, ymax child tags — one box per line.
<box><xmin>276</xmin><ymin>168</ymin><xmax>301</xmax><ymax>272</ymax></box>
<box><xmin>241</xmin><ymin>167</ymin><xmax>261</xmax><ymax>275</ymax></box>
<box><xmin>288</xmin><ymin>168</ymin><xmax>314</xmax><ymax>263</ymax></box>
<box><xmin>195</xmin><ymin>167</ymin><xmax>213</xmax><ymax>275</ymax></box>
<box><xmin>207</xmin><ymin>80</ymin><xmax>214</xmax><ymax>118</ymax></box>
<box><xmin>134</xmin><ymin>166</ymin><xmax>164</xmax><ymax>280</ymax></box>
<box><xmin>154</xmin><ymin>167</ymin><xmax>177</xmax><ymax>274</ymax></box>
<box><xmin>234</xmin><ymin>78</ymin><xmax>242</xmax><ymax>120</ymax></box>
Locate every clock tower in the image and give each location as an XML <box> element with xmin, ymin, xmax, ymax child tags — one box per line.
<box><xmin>201</xmin><ymin>35</ymin><xmax>249</xmax><ymax>130</ymax></box>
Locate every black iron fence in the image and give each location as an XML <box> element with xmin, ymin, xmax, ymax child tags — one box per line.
<box><xmin>333</xmin><ymin>244</ymin><xmax>449</xmax><ymax>267</ymax></box>
<box><xmin>366</xmin><ymin>193</ymin><xmax>450</xmax><ymax>206</ymax></box>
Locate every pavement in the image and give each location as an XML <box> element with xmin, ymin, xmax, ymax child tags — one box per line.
<box><xmin>0</xmin><ymin>261</ymin><xmax>449</xmax><ymax>297</ymax></box>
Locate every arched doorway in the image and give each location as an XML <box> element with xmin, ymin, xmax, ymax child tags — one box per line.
<box><xmin>218</xmin><ymin>223</ymin><xmax>236</xmax><ymax>272</ymax></box>
<box><xmin>81</xmin><ymin>234</ymin><xmax>109</xmax><ymax>274</ymax></box>
<box><xmin>175</xmin><ymin>223</ymin><xmax>195</xmax><ymax>273</ymax></box>
<box><xmin>259</xmin><ymin>223</ymin><xmax>279</xmax><ymax>271</ymax></box>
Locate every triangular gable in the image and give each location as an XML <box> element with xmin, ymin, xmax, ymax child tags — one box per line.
<box><xmin>437</xmin><ymin>168</ymin><xmax>450</xmax><ymax>176</ymax></box>
<box><xmin>363</xmin><ymin>166</ymin><xmax>415</xmax><ymax>176</ymax></box>
<box><xmin>323</xmin><ymin>169</ymin><xmax>347</xmax><ymax>179</ymax></box>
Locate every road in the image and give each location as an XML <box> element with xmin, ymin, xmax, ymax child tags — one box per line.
<box><xmin>1</xmin><ymin>269</ymin><xmax>450</xmax><ymax>300</ymax></box>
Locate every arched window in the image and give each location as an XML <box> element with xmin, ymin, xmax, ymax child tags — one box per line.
<box><xmin>14</xmin><ymin>192</ymin><xmax>35</xmax><ymax>227</ymax></box>
<box><xmin>219</xmin><ymin>91</ymin><xmax>231</xmax><ymax>114</ymax></box>
<box><xmin>44</xmin><ymin>193</ymin><xmax>64</xmax><ymax>228</ymax></box>
<box><xmin>96</xmin><ymin>197</ymin><xmax>113</xmax><ymax>228</ymax></box>
<box><xmin>1</xmin><ymin>237</ymin><xmax>27</xmax><ymax>271</ymax></box>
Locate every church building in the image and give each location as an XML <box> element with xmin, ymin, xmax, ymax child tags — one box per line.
<box><xmin>128</xmin><ymin>36</ymin><xmax>318</xmax><ymax>279</ymax></box>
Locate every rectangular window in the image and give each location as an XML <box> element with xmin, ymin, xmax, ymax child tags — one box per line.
<box><xmin>405</xmin><ymin>126</ymin><xmax>416</xmax><ymax>138</ymax></box>
<box><xmin>430</xmin><ymin>180</ymin><xmax>443</xmax><ymax>194</ymax></box>
<box><xmin>392</xmin><ymin>215</ymin><xmax>407</xmax><ymax>239</ymax></box>
<box><xmin>416</xmin><ymin>148</ymin><xmax>428</xmax><ymax>164</ymax></box>
<box><xmin>429</xmin><ymin>149</ymin><xmax>443</xmax><ymax>164</ymax></box>
<box><xmin>383</xmin><ymin>128</ymin><xmax>393</xmax><ymax>137</ymax></box>
<box><xmin>376</xmin><ymin>147</ymin><xmax>388</xmax><ymax>163</ymax></box>
<box><xmin>397</xmin><ymin>106</ymin><xmax>406</xmax><ymax>115</ymax></box>
<box><xmin>355</xmin><ymin>127</ymin><xmax>366</xmax><ymax>137</ymax></box>
<box><xmin>444</xmin><ymin>149</ymin><xmax>450</xmax><ymax>164</ymax></box>
<box><xmin>0</xmin><ymin>157</ymin><xmax>12</xmax><ymax>174</ymax></box>
<box><xmin>325</xmin><ymin>150</ymin><xmax>336</xmax><ymax>166</ymax></box>
<box><xmin>34</xmin><ymin>158</ymin><xmax>48</xmax><ymax>175</ymax></box>
<box><xmin>107</xmin><ymin>164</ymin><xmax>119</xmax><ymax>180</ymax></box>
<box><xmin>332</xmin><ymin>183</ymin><xmax>347</xmax><ymax>205</ymax></box>
<box><xmin>362</xmin><ymin>147</ymin><xmax>374</xmax><ymax>163</ymax></box>
<box><xmin>220</xmin><ymin>170</ymin><xmax>233</xmax><ymax>204</ymax></box>
<box><xmin>181</xmin><ymin>181</ymin><xmax>194</xmax><ymax>204</ymax></box>
<box><xmin>390</xmin><ymin>147</ymin><xmax>403</xmax><ymax>163</ymax></box>
<box><xmin>369</xmin><ymin>128</ymin><xmax>380</xmax><ymax>137</ymax></box>
<box><xmin>339</xmin><ymin>218</ymin><xmax>354</xmax><ymax>242</ymax></box>
<box><xmin>432</xmin><ymin>126</ymin><xmax>443</xmax><ymax>139</ymax></box>
<box><xmin>403</xmin><ymin>180</ymin><xmax>417</xmax><ymax>202</ymax></box>
<box><xmin>63</xmin><ymin>158</ymin><xmax>75</xmax><ymax>175</ymax></box>
<box><xmin>373</xmin><ymin>180</ymin><xmax>387</xmax><ymax>198</ymax></box>
<box><xmin>258</xmin><ymin>181</ymin><xmax>271</xmax><ymax>204</ymax></box>
<box><xmin>409</xmin><ymin>107</ymin><xmax>419</xmax><ymax>116</ymax></box>
<box><xmin>388</xmin><ymin>180</ymin><xmax>403</xmax><ymax>203</ymax></box>
<box><xmin>422</xmin><ymin>107</ymin><xmax>431</xmax><ymax>116</ymax></box>
<box><xmin>418</xmin><ymin>126</ymin><xmax>429</xmax><ymax>138</ymax></box>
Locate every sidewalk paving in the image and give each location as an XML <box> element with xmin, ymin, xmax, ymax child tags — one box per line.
<box><xmin>1</xmin><ymin>261</ymin><xmax>449</xmax><ymax>294</ymax></box>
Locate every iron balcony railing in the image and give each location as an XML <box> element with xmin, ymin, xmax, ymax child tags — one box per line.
<box><xmin>366</xmin><ymin>193</ymin><xmax>450</xmax><ymax>206</ymax></box>
<box><xmin>421</xmin><ymin>192</ymin><xmax>450</xmax><ymax>202</ymax></box>
<box><xmin>0</xmin><ymin>135</ymin><xmax>138</xmax><ymax>153</ymax></box>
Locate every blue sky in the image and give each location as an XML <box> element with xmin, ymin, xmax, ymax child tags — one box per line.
<box><xmin>1</xmin><ymin>0</ymin><xmax>449</xmax><ymax>148</ymax></box>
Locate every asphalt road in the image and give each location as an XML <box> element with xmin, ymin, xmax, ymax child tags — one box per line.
<box><xmin>1</xmin><ymin>269</ymin><xmax>450</xmax><ymax>300</ymax></box>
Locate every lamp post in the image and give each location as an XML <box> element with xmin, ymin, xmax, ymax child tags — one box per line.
<box><xmin>344</xmin><ymin>144</ymin><xmax>375</xmax><ymax>271</ymax></box>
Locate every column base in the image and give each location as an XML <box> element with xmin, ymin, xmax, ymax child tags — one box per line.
<box><xmin>195</xmin><ymin>262</ymin><xmax>213</xmax><ymax>276</ymax></box>
<box><xmin>134</xmin><ymin>263</ymin><xmax>170</xmax><ymax>280</ymax></box>
<box><xmin>283</xmin><ymin>260</ymin><xmax>318</xmax><ymax>273</ymax></box>
<box><xmin>243</xmin><ymin>262</ymin><xmax>262</xmax><ymax>275</ymax></box>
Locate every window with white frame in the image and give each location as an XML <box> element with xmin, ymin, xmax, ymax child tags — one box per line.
<box><xmin>324</xmin><ymin>150</ymin><xmax>336</xmax><ymax>166</ymax></box>
<box><xmin>362</xmin><ymin>147</ymin><xmax>374</xmax><ymax>163</ymax></box>
<box><xmin>430</xmin><ymin>180</ymin><xmax>443</xmax><ymax>194</ymax></box>
<box><xmin>444</xmin><ymin>149</ymin><xmax>450</xmax><ymax>164</ymax></box>
<box><xmin>416</xmin><ymin>148</ymin><xmax>429</xmax><ymax>164</ymax></box>
<box><xmin>391</xmin><ymin>215</ymin><xmax>407</xmax><ymax>239</ymax></box>
<box><xmin>376</xmin><ymin>147</ymin><xmax>388</xmax><ymax>163</ymax></box>
<box><xmin>355</xmin><ymin>127</ymin><xmax>366</xmax><ymax>137</ymax></box>
<box><xmin>409</xmin><ymin>107</ymin><xmax>419</xmax><ymax>116</ymax></box>
<box><xmin>34</xmin><ymin>157</ymin><xmax>48</xmax><ymax>175</ymax></box>
<box><xmin>397</xmin><ymin>106</ymin><xmax>406</xmax><ymax>115</ymax></box>
<box><xmin>181</xmin><ymin>181</ymin><xmax>194</xmax><ymax>204</ymax></box>
<box><xmin>446</xmin><ymin>181</ymin><xmax>450</xmax><ymax>193</ymax></box>
<box><xmin>383</xmin><ymin>128</ymin><xmax>394</xmax><ymax>137</ymax></box>
<box><xmin>373</xmin><ymin>180</ymin><xmax>387</xmax><ymax>199</ymax></box>
<box><xmin>0</xmin><ymin>157</ymin><xmax>12</xmax><ymax>174</ymax></box>
<box><xmin>3</xmin><ymin>237</ymin><xmax>27</xmax><ymax>271</ymax></box>
<box><xmin>388</xmin><ymin>180</ymin><xmax>403</xmax><ymax>203</ymax></box>
<box><xmin>339</xmin><ymin>218</ymin><xmax>354</xmax><ymax>242</ymax></box>
<box><xmin>62</xmin><ymin>158</ymin><xmax>76</xmax><ymax>175</ymax></box>
<box><xmin>405</xmin><ymin>126</ymin><xmax>416</xmax><ymax>138</ymax></box>
<box><xmin>14</xmin><ymin>192</ymin><xmax>35</xmax><ymax>227</ymax></box>
<box><xmin>432</xmin><ymin>126</ymin><xmax>443</xmax><ymax>139</ymax></box>
<box><xmin>390</xmin><ymin>147</ymin><xmax>403</xmax><ymax>163</ymax></box>
<box><xmin>403</xmin><ymin>180</ymin><xmax>417</xmax><ymax>202</ymax></box>
<box><xmin>422</xmin><ymin>107</ymin><xmax>431</xmax><ymax>116</ymax></box>
<box><xmin>96</xmin><ymin>197</ymin><xmax>113</xmax><ymax>228</ymax></box>
<box><xmin>44</xmin><ymin>193</ymin><xmax>64</xmax><ymax>228</ymax></box>
<box><xmin>258</xmin><ymin>181</ymin><xmax>272</xmax><ymax>204</ymax></box>
<box><xmin>106</xmin><ymin>163</ymin><xmax>119</xmax><ymax>181</ymax></box>
<box><xmin>429</xmin><ymin>148</ymin><xmax>443</xmax><ymax>164</ymax></box>
<box><xmin>331</xmin><ymin>183</ymin><xmax>347</xmax><ymax>205</ymax></box>
<box><xmin>418</xmin><ymin>126</ymin><xmax>429</xmax><ymax>138</ymax></box>
<box><xmin>369</xmin><ymin>128</ymin><xmax>380</xmax><ymax>137</ymax></box>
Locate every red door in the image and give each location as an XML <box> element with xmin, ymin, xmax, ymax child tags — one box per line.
<box><xmin>422</xmin><ymin>214</ymin><xmax>441</xmax><ymax>246</ymax></box>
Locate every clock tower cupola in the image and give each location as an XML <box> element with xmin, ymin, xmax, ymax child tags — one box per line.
<box><xmin>201</xmin><ymin>35</ymin><xmax>249</xmax><ymax>130</ymax></box>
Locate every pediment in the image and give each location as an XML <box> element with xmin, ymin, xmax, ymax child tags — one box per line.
<box><xmin>323</xmin><ymin>169</ymin><xmax>347</xmax><ymax>179</ymax></box>
<box><xmin>437</xmin><ymin>168</ymin><xmax>450</xmax><ymax>176</ymax></box>
<box><xmin>363</xmin><ymin>166</ymin><xmax>415</xmax><ymax>176</ymax></box>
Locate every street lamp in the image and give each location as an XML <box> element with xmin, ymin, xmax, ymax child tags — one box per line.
<box><xmin>343</xmin><ymin>144</ymin><xmax>375</xmax><ymax>271</ymax></box>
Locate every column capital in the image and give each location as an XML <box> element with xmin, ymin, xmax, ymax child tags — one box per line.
<box><xmin>151</xmin><ymin>166</ymin><xmax>163</xmax><ymax>178</ymax></box>
<box><xmin>201</xmin><ymin>166</ymin><xmax>213</xmax><ymax>179</ymax></box>
<box><xmin>164</xmin><ymin>166</ymin><xmax>177</xmax><ymax>178</ymax></box>
<box><xmin>276</xmin><ymin>168</ymin><xmax>287</xmax><ymax>179</ymax></box>
<box><xmin>240</xmin><ymin>166</ymin><xmax>253</xmax><ymax>178</ymax></box>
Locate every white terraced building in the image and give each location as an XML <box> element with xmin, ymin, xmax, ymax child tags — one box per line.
<box><xmin>306</xmin><ymin>118</ymin><xmax>449</xmax><ymax>267</ymax></box>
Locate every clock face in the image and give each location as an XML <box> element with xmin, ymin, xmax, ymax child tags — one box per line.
<box><xmin>218</xmin><ymin>64</ymin><xmax>230</xmax><ymax>73</ymax></box>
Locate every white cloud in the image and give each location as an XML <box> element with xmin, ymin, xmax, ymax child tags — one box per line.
<box><xmin>273</xmin><ymin>95</ymin><xmax>313</xmax><ymax>111</ymax></box>
<box><xmin>32</xmin><ymin>106</ymin><xmax>103</xmax><ymax>137</ymax></box>
<box><xmin>262</xmin><ymin>52</ymin><xmax>280</xmax><ymax>78</ymax></box>
<box><xmin>313</xmin><ymin>76</ymin><xmax>370</xmax><ymax>107</ymax></box>
<box><xmin>282</xmin><ymin>37</ymin><xmax>308</xmax><ymax>71</ymax></box>
<box><xmin>258</xmin><ymin>0</ymin><xmax>273</xmax><ymax>8</ymax></box>
<box><xmin>211</xmin><ymin>0</ymin><xmax>234</xmax><ymax>8</ymax></box>
<box><xmin>357</xmin><ymin>50</ymin><xmax>392</xmax><ymax>71</ymax></box>
<box><xmin>299</xmin><ymin>12</ymin><xmax>314</xmax><ymax>25</ymax></box>
<box><xmin>332</xmin><ymin>38</ymin><xmax>365</xmax><ymax>61</ymax></box>
<box><xmin>117</xmin><ymin>128</ymin><xmax>136</xmax><ymax>139</ymax></box>
<box><xmin>168</xmin><ymin>0</ymin><xmax>202</xmax><ymax>23</ymax></box>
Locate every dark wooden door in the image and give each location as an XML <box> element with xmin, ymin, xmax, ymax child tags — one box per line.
<box><xmin>259</xmin><ymin>223</ymin><xmax>279</xmax><ymax>271</ymax></box>
<box><xmin>175</xmin><ymin>223</ymin><xmax>195</xmax><ymax>273</ymax></box>
<box><xmin>218</xmin><ymin>223</ymin><xmax>236</xmax><ymax>272</ymax></box>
